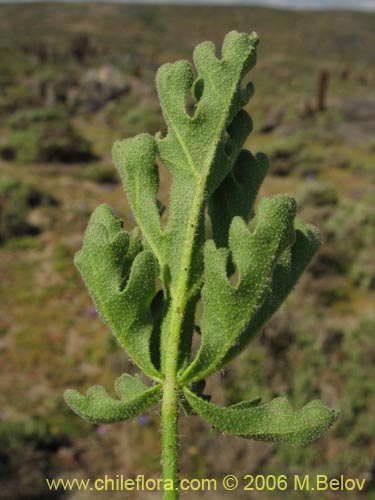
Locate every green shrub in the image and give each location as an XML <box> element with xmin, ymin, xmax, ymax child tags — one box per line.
<box><xmin>0</xmin><ymin>179</ymin><xmax>56</xmax><ymax>243</ymax></box>
<box><xmin>74</xmin><ymin>163</ymin><xmax>120</xmax><ymax>185</ymax></box>
<box><xmin>326</xmin><ymin>195</ymin><xmax>375</xmax><ymax>289</ymax></box>
<box><xmin>298</xmin><ymin>181</ymin><xmax>338</xmax><ymax>209</ymax></box>
<box><xmin>1</xmin><ymin>108</ymin><xmax>94</xmax><ymax>163</ymax></box>
<box><xmin>104</xmin><ymin>96</ymin><xmax>164</xmax><ymax>137</ymax></box>
<box><xmin>120</xmin><ymin>103</ymin><xmax>164</xmax><ymax>136</ymax></box>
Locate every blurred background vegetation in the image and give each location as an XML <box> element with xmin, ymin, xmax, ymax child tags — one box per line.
<box><xmin>0</xmin><ymin>3</ymin><xmax>374</xmax><ymax>499</ymax></box>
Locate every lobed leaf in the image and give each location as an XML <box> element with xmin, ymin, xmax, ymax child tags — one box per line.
<box><xmin>112</xmin><ymin>134</ymin><xmax>165</xmax><ymax>275</ymax></box>
<box><xmin>183</xmin><ymin>388</ymin><xmax>339</xmax><ymax>446</ymax></box>
<box><xmin>180</xmin><ymin>195</ymin><xmax>297</xmax><ymax>383</ymax></box>
<box><xmin>64</xmin><ymin>374</ymin><xmax>162</xmax><ymax>424</ymax></box>
<box><xmin>221</xmin><ymin>219</ymin><xmax>322</xmax><ymax>366</ymax></box>
<box><xmin>156</xmin><ymin>30</ymin><xmax>259</xmax><ymax>292</ymax></box>
<box><xmin>74</xmin><ymin>204</ymin><xmax>161</xmax><ymax>381</ymax></box>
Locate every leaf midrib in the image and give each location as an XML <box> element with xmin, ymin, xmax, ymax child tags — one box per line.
<box><xmin>165</xmin><ymin>77</ymin><xmax>239</xmax><ymax>382</ymax></box>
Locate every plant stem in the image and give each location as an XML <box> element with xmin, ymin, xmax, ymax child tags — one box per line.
<box><xmin>161</xmin><ymin>182</ymin><xmax>206</xmax><ymax>499</ymax></box>
<box><xmin>162</xmin><ymin>378</ymin><xmax>179</xmax><ymax>499</ymax></box>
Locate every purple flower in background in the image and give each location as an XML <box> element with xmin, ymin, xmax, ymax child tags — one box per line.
<box><xmin>305</xmin><ymin>173</ymin><xmax>316</xmax><ymax>181</ymax></box>
<box><xmin>138</xmin><ymin>415</ymin><xmax>149</xmax><ymax>426</ymax></box>
<box><xmin>87</xmin><ymin>306</ymin><xmax>97</xmax><ymax>317</ymax></box>
<box><xmin>96</xmin><ymin>424</ymin><xmax>107</xmax><ymax>435</ymax></box>
<box><xmin>102</xmin><ymin>184</ymin><xmax>115</xmax><ymax>192</ymax></box>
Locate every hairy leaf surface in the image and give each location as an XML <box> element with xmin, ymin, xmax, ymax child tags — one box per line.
<box><xmin>183</xmin><ymin>388</ymin><xmax>339</xmax><ymax>446</ymax></box>
<box><xmin>65</xmin><ymin>374</ymin><xmax>162</xmax><ymax>424</ymax></box>
<box><xmin>74</xmin><ymin>204</ymin><xmax>161</xmax><ymax>380</ymax></box>
<box><xmin>180</xmin><ymin>194</ymin><xmax>298</xmax><ymax>383</ymax></box>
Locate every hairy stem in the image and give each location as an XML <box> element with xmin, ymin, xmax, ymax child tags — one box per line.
<box><xmin>162</xmin><ymin>378</ymin><xmax>179</xmax><ymax>499</ymax></box>
<box><xmin>161</xmin><ymin>181</ymin><xmax>205</xmax><ymax>499</ymax></box>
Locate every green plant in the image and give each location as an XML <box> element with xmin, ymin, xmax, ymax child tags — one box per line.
<box><xmin>326</xmin><ymin>195</ymin><xmax>375</xmax><ymax>290</ymax></box>
<box><xmin>64</xmin><ymin>31</ymin><xmax>338</xmax><ymax>499</ymax></box>
<box><xmin>1</xmin><ymin>108</ymin><xmax>94</xmax><ymax>163</ymax></box>
<box><xmin>74</xmin><ymin>163</ymin><xmax>120</xmax><ymax>185</ymax></box>
<box><xmin>0</xmin><ymin>178</ymin><xmax>56</xmax><ymax>243</ymax></box>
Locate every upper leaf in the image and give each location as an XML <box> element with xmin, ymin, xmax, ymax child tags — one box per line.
<box><xmin>156</xmin><ymin>30</ymin><xmax>259</xmax><ymax>293</ymax></box>
<box><xmin>155</xmin><ymin>31</ymin><xmax>258</xmax><ymax>180</ymax></box>
<box><xmin>183</xmin><ymin>388</ymin><xmax>339</xmax><ymax>446</ymax></box>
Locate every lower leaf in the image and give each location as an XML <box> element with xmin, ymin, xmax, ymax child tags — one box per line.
<box><xmin>183</xmin><ymin>388</ymin><xmax>339</xmax><ymax>446</ymax></box>
<box><xmin>64</xmin><ymin>374</ymin><xmax>162</xmax><ymax>424</ymax></box>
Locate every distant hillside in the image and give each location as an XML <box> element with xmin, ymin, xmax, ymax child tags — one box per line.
<box><xmin>0</xmin><ymin>3</ymin><xmax>373</xmax><ymax>67</ymax></box>
<box><xmin>0</xmin><ymin>3</ymin><xmax>373</xmax><ymax>112</ymax></box>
